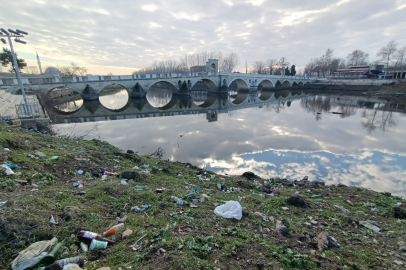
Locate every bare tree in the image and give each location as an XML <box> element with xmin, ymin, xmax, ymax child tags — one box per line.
<box><xmin>377</xmin><ymin>40</ymin><xmax>398</xmax><ymax>70</ymax></box>
<box><xmin>277</xmin><ymin>57</ymin><xmax>289</xmax><ymax>75</ymax></box>
<box><xmin>305</xmin><ymin>58</ymin><xmax>317</xmax><ymax>77</ymax></box>
<box><xmin>252</xmin><ymin>60</ymin><xmax>265</xmax><ymax>74</ymax></box>
<box><xmin>60</xmin><ymin>62</ymin><xmax>88</xmax><ymax>77</ymax></box>
<box><xmin>221</xmin><ymin>53</ymin><xmax>239</xmax><ymax>72</ymax></box>
<box><xmin>266</xmin><ymin>59</ymin><xmax>278</xmax><ymax>75</ymax></box>
<box><xmin>26</xmin><ymin>66</ymin><xmax>39</xmax><ymax>74</ymax></box>
<box><xmin>347</xmin><ymin>50</ymin><xmax>369</xmax><ymax>66</ymax></box>
<box><xmin>393</xmin><ymin>45</ymin><xmax>406</xmax><ymax>79</ymax></box>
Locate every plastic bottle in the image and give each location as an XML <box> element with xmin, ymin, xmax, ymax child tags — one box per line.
<box><xmin>170</xmin><ymin>196</ymin><xmax>180</xmax><ymax>202</ymax></box>
<box><xmin>103</xmin><ymin>223</ymin><xmax>125</xmax><ymax>236</ymax></box>
<box><xmin>177</xmin><ymin>200</ymin><xmax>185</xmax><ymax>206</ymax></box>
<box><xmin>89</xmin><ymin>239</ymin><xmax>108</xmax><ymax>250</ymax></box>
<box><xmin>39</xmin><ymin>238</ymin><xmax>67</xmax><ymax>266</ymax></box>
<box><xmin>77</xmin><ymin>231</ymin><xmax>115</xmax><ymax>244</ymax></box>
<box><xmin>40</xmin><ymin>256</ymin><xmax>84</xmax><ymax>270</ymax></box>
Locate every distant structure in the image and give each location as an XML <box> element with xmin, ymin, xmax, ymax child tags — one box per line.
<box><xmin>44</xmin><ymin>66</ymin><xmax>62</xmax><ymax>76</ymax></box>
<box><xmin>335</xmin><ymin>65</ymin><xmax>384</xmax><ymax>78</ymax></box>
<box><xmin>36</xmin><ymin>52</ymin><xmax>43</xmax><ymax>75</ymax></box>
<box><xmin>190</xmin><ymin>59</ymin><xmax>219</xmax><ymax>73</ymax></box>
<box><xmin>190</xmin><ymin>66</ymin><xmax>206</xmax><ymax>73</ymax></box>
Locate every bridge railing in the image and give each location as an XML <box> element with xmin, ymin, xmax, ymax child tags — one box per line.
<box><xmin>1</xmin><ymin>72</ymin><xmax>312</xmax><ymax>86</ymax></box>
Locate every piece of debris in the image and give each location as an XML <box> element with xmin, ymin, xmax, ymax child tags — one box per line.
<box><xmin>359</xmin><ymin>220</ymin><xmax>380</xmax><ymax>232</ymax></box>
<box><xmin>287</xmin><ymin>194</ymin><xmax>309</xmax><ymax>208</ymax></box>
<box><xmin>317</xmin><ymin>231</ymin><xmax>340</xmax><ymax>251</ymax></box>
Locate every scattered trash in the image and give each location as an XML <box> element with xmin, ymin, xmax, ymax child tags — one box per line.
<box><xmin>395</xmin><ymin>203</ymin><xmax>402</xmax><ymax>206</ymax></box>
<box><xmin>371</xmin><ymin>208</ymin><xmax>377</xmax><ymax>212</ymax></box>
<box><xmin>121</xmin><ymin>180</ymin><xmax>128</xmax><ymax>185</ymax></box>
<box><xmin>90</xmin><ymin>239</ymin><xmax>108</xmax><ymax>250</ymax></box>
<box><xmin>346</xmin><ymin>200</ymin><xmax>354</xmax><ymax>206</ymax></box>
<box><xmin>156</xmin><ymin>248</ymin><xmax>166</xmax><ymax>255</ymax></box>
<box><xmin>133</xmin><ymin>186</ymin><xmax>146</xmax><ymax>191</ymax></box>
<box><xmin>35</xmin><ymin>151</ymin><xmax>46</xmax><ymax>157</ymax></box>
<box><xmin>156</xmin><ymin>189</ymin><xmax>164</xmax><ymax>193</ymax></box>
<box><xmin>141</xmin><ymin>170</ymin><xmax>150</xmax><ymax>174</ymax></box>
<box><xmin>1</xmin><ymin>164</ymin><xmax>15</xmax><ymax>175</ymax></box>
<box><xmin>334</xmin><ymin>205</ymin><xmax>349</xmax><ymax>212</ymax></box>
<box><xmin>360</xmin><ymin>220</ymin><xmax>380</xmax><ymax>232</ymax></box>
<box><xmin>74</xmin><ymin>158</ymin><xmax>89</xmax><ymax>161</ymax></box>
<box><xmin>47</xmin><ymin>156</ymin><xmax>59</xmax><ymax>161</ymax></box>
<box><xmin>190</xmin><ymin>203</ymin><xmax>198</xmax><ymax>208</ymax></box>
<box><xmin>0</xmin><ymin>200</ymin><xmax>9</xmax><ymax>209</ymax></box>
<box><xmin>49</xmin><ymin>215</ymin><xmax>58</xmax><ymax>225</ymax></box>
<box><xmin>133</xmin><ymin>166</ymin><xmax>139</xmax><ymax>169</ymax></box>
<box><xmin>282</xmin><ymin>207</ymin><xmax>290</xmax><ymax>211</ymax></box>
<box><xmin>73</xmin><ymin>180</ymin><xmax>84</xmax><ymax>188</ymax></box>
<box><xmin>182</xmin><ymin>193</ymin><xmax>195</xmax><ymax>200</ymax></box>
<box><xmin>177</xmin><ymin>200</ymin><xmax>185</xmax><ymax>206</ymax></box>
<box><xmin>77</xmin><ymin>170</ymin><xmax>84</xmax><ymax>175</ymax></box>
<box><xmin>80</xmin><ymin>242</ymin><xmax>88</xmax><ymax>253</ymax></box>
<box><xmin>131</xmin><ymin>205</ymin><xmax>151</xmax><ymax>212</ymax></box>
<box><xmin>77</xmin><ymin>231</ymin><xmax>114</xmax><ymax>244</ymax></box>
<box><xmin>4</xmin><ymin>148</ymin><xmax>10</xmax><ymax>151</ymax></box>
<box><xmin>143</xmin><ymin>164</ymin><xmax>150</xmax><ymax>168</ymax></box>
<box><xmin>311</xmin><ymin>195</ymin><xmax>323</xmax><ymax>198</ymax></box>
<box><xmin>214</xmin><ymin>201</ymin><xmax>242</xmax><ymax>220</ymax></box>
<box><xmin>11</xmin><ymin>237</ymin><xmax>59</xmax><ymax>270</ymax></box>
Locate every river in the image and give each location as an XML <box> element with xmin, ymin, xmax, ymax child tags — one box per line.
<box><xmin>48</xmin><ymin>85</ymin><xmax>406</xmax><ymax>196</ymax></box>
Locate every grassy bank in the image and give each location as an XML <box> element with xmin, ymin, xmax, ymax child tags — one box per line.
<box><xmin>0</xmin><ymin>121</ymin><xmax>405</xmax><ymax>270</ymax></box>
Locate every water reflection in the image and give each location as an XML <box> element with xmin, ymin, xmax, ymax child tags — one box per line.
<box><xmin>99</xmin><ymin>84</ymin><xmax>129</xmax><ymax>110</ymax></box>
<box><xmin>48</xmin><ymin>87</ymin><xmax>83</xmax><ymax>112</ymax></box>
<box><xmin>146</xmin><ymin>84</ymin><xmax>173</xmax><ymax>108</ymax></box>
<box><xmin>52</xmin><ymin>89</ymin><xmax>406</xmax><ymax>195</ymax></box>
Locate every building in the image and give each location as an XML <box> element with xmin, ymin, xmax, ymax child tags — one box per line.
<box><xmin>335</xmin><ymin>65</ymin><xmax>384</xmax><ymax>78</ymax></box>
<box><xmin>190</xmin><ymin>66</ymin><xmax>206</xmax><ymax>73</ymax></box>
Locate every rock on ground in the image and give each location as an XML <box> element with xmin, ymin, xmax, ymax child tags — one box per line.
<box><xmin>122</xmin><ymin>229</ymin><xmax>133</xmax><ymax>239</ymax></box>
<box><xmin>287</xmin><ymin>194</ymin><xmax>309</xmax><ymax>208</ymax></box>
<box><xmin>394</xmin><ymin>207</ymin><xmax>406</xmax><ymax>219</ymax></box>
<box><xmin>398</xmin><ymin>241</ymin><xmax>406</xmax><ymax>252</ymax></box>
<box><xmin>317</xmin><ymin>231</ymin><xmax>340</xmax><ymax>252</ymax></box>
<box><xmin>63</xmin><ymin>264</ymin><xmax>83</xmax><ymax>270</ymax></box>
<box><xmin>241</xmin><ymin>171</ymin><xmax>261</xmax><ymax>180</ymax></box>
<box><xmin>96</xmin><ymin>267</ymin><xmax>111</xmax><ymax>270</ymax></box>
<box><xmin>242</xmin><ymin>207</ymin><xmax>249</xmax><ymax>217</ymax></box>
<box><xmin>276</xmin><ymin>220</ymin><xmax>288</xmax><ymax>237</ymax></box>
<box><xmin>60</xmin><ymin>206</ymin><xmax>83</xmax><ymax>221</ymax></box>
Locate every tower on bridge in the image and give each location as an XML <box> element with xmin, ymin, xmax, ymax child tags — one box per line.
<box><xmin>206</xmin><ymin>59</ymin><xmax>218</xmax><ymax>73</ymax></box>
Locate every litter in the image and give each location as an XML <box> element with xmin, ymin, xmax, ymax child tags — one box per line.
<box><xmin>3</xmin><ymin>163</ymin><xmax>20</xmax><ymax>168</ymax></box>
<box><xmin>47</xmin><ymin>156</ymin><xmax>59</xmax><ymax>161</ymax></box>
<box><xmin>395</xmin><ymin>203</ymin><xmax>402</xmax><ymax>206</ymax></box>
<box><xmin>77</xmin><ymin>231</ymin><xmax>114</xmax><ymax>244</ymax></box>
<box><xmin>190</xmin><ymin>203</ymin><xmax>199</xmax><ymax>208</ymax></box>
<box><xmin>1</xmin><ymin>164</ymin><xmax>15</xmax><ymax>175</ymax></box>
<box><xmin>77</xmin><ymin>170</ymin><xmax>84</xmax><ymax>175</ymax></box>
<box><xmin>121</xmin><ymin>180</ymin><xmax>128</xmax><ymax>185</ymax></box>
<box><xmin>49</xmin><ymin>215</ymin><xmax>58</xmax><ymax>224</ymax></box>
<box><xmin>75</xmin><ymin>158</ymin><xmax>89</xmax><ymax>161</ymax></box>
<box><xmin>346</xmin><ymin>200</ymin><xmax>354</xmax><ymax>206</ymax></box>
<box><xmin>141</xmin><ymin>170</ymin><xmax>150</xmax><ymax>174</ymax></box>
<box><xmin>133</xmin><ymin>166</ymin><xmax>139</xmax><ymax>169</ymax></box>
<box><xmin>143</xmin><ymin>164</ymin><xmax>150</xmax><ymax>168</ymax></box>
<box><xmin>4</xmin><ymin>148</ymin><xmax>10</xmax><ymax>151</ymax></box>
<box><xmin>80</xmin><ymin>242</ymin><xmax>88</xmax><ymax>252</ymax></box>
<box><xmin>133</xmin><ymin>186</ymin><xmax>146</xmax><ymax>191</ymax></box>
<box><xmin>334</xmin><ymin>205</ymin><xmax>349</xmax><ymax>212</ymax></box>
<box><xmin>103</xmin><ymin>223</ymin><xmax>125</xmax><ymax>236</ymax></box>
<box><xmin>131</xmin><ymin>205</ymin><xmax>151</xmax><ymax>212</ymax></box>
<box><xmin>214</xmin><ymin>201</ymin><xmax>242</xmax><ymax>220</ymax></box>
<box><xmin>360</xmin><ymin>220</ymin><xmax>380</xmax><ymax>232</ymax></box>
<box><xmin>90</xmin><ymin>239</ymin><xmax>108</xmax><ymax>250</ymax></box>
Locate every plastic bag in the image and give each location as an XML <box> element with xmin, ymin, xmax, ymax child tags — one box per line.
<box><xmin>1</xmin><ymin>164</ymin><xmax>15</xmax><ymax>175</ymax></box>
<box><xmin>214</xmin><ymin>201</ymin><xmax>242</xmax><ymax>220</ymax></box>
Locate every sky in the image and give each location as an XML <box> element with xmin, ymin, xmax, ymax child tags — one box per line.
<box><xmin>1</xmin><ymin>0</ymin><xmax>406</xmax><ymax>75</ymax></box>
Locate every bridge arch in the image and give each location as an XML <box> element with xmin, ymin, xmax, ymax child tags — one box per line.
<box><xmin>227</xmin><ymin>78</ymin><xmax>249</xmax><ymax>90</ymax></box>
<box><xmin>282</xmin><ymin>80</ymin><xmax>292</xmax><ymax>88</ymax></box>
<box><xmin>146</xmin><ymin>80</ymin><xmax>179</xmax><ymax>92</ymax></box>
<box><xmin>191</xmin><ymin>78</ymin><xmax>218</xmax><ymax>91</ymax></box>
<box><xmin>98</xmin><ymin>83</ymin><xmax>130</xmax><ymax>111</ymax></box>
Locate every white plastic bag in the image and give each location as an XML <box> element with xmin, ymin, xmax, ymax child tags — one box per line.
<box><xmin>214</xmin><ymin>201</ymin><xmax>242</xmax><ymax>220</ymax></box>
<box><xmin>1</xmin><ymin>164</ymin><xmax>14</xmax><ymax>175</ymax></box>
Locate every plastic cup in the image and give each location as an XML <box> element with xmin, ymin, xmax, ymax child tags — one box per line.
<box><xmin>90</xmin><ymin>239</ymin><xmax>108</xmax><ymax>250</ymax></box>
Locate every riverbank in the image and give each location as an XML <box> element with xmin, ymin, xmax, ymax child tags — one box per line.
<box><xmin>1</xmin><ymin>121</ymin><xmax>405</xmax><ymax>270</ymax></box>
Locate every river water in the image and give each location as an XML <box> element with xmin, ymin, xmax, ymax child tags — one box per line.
<box><xmin>49</xmin><ymin>86</ymin><xmax>406</xmax><ymax>196</ymax></box>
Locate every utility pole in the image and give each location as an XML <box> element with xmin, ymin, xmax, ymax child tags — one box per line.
<box><xmin>0</xmin><ymin>28</ymin><xmax>31</xmax><ymax>117</ymax></box>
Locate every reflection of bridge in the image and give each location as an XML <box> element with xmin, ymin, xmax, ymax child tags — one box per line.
<box><xmin>5</xmin><ymin>71</ymin><xmax>313</xmax><ymax>101</ymax></box>
<box><xmin>53</xmin><ymin>90</ymin><xmax>309</xmax><ymax>124</ymax></box>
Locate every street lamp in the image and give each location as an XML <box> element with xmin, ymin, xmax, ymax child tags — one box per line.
<box><xmin>0</xmin><ymin>27</ymin><xmax>31</xmax><ymax>117</ymax></box>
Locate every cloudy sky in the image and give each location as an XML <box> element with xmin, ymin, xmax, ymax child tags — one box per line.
<box><xmin>1</xmin><ymin>0</ymin><xmax>406</xmax><ymax>74</ymax></box>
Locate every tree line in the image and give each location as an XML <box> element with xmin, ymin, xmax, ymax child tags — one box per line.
<box><xmin>305</xmin><ymin>40</ymin><xmax>406</xmax><ymax>77</ymax></box>
<box><xmin>250</xmin><ymin>57</ymin><xmax>297</xmax><ymax>76</ymax></box>
<box><xmin>133</xmin><ymin>51</ymin><xmax>239</xmax><ymax>74</ymax></box>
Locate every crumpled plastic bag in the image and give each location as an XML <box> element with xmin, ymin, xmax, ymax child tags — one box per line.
<box><xmin>214</xmin><ymin>201</ymin><xmax>242</xmax><ymax>220</ymax></box>
<box><xmin>12</xmin><ymin>237</ymin><xmax>58</xmax><ymax>270</ymax></box>
<box><xmin>1</xmin><ymin>164</ymin><xmax>15</xmax><ymax>175</ymax></box>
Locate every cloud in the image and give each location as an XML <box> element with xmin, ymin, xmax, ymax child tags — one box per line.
<box><xmin>6</xmin><ymin>0</ymin><xmax>405</xmax><ymax>76</ymax></box>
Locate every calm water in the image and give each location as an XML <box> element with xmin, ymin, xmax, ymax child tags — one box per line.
<box><xmin>49</xmin><ymin>86</ymin><xmax>406</xmax><ymax>196</ymax></box>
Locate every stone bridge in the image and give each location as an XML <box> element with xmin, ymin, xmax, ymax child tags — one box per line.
<box><xmin>2</xmin><ymin>72</ymin><xmax>313</xmax><ymax>100</ymax></box>
<box><xmin>53</xmin><ymin>90</ymin><xmax>309</xmax><ymax>124</ymax></box>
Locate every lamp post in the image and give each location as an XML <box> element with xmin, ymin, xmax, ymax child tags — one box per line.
<box><xmin>0</xmin><ymin>28</ymin><xmax>31</xmax><ymax>117</ymax></box>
